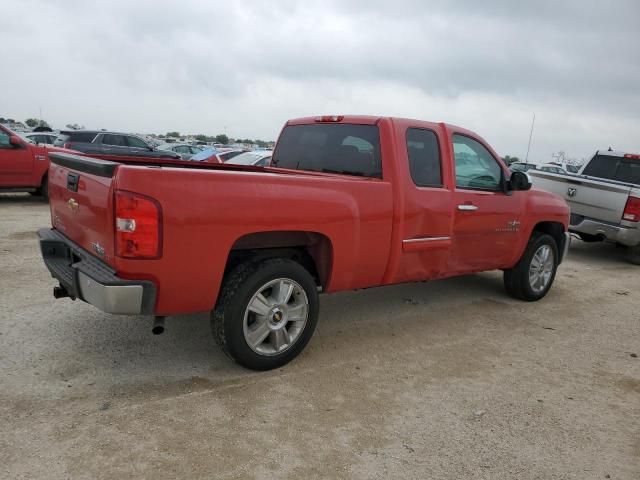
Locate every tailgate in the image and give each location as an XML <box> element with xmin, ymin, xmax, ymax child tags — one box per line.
<box><xmin>48</xmin><ymin>153</ymin><xmax>119</xmax><ymax>266</ymax></box>
<box><xmin>530</xmin><ymin>171</ymin><xmax>632</xmax><ymax>224</ymax></box>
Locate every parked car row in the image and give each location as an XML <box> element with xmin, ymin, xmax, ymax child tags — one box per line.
<box><xmin>0</xmin><ymin>122</ymin><xmax>278</xmax><ymax>199</ymax></box>
<box><xmin>53</xmin><ymin>130</ymin><xmax>182</xmax><ymax>159</ymax></box>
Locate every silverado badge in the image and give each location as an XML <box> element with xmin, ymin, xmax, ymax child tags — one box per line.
<box><xmin>67</xmin><ymin>198</ymin><xmax>79</xmax><ymax>213</ymax></box>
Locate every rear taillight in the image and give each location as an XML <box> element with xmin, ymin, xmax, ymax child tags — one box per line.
<box><xmin>622</xmin><ymin>196</ymin><xmax>640</xmax><ymax>222</ymax></box>
<box><xmin>63</xmin><ymin>142</ymin><xmax>71</xmax><ymax>149</ymax></box>
<box><xmin>115</xmin><ymin>190</ymin><xmax>162</xmax><ymax>258</ymax></box>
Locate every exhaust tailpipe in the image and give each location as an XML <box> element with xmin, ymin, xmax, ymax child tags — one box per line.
<box><xmin>53</xmin><ymin>285</ymin><xmax>70</xmax><ymax>299</ymax></box>
<box><xmin>152</xmin><ymin>316</ymin><xmax>166</xmax><ymax>335</ymax></box>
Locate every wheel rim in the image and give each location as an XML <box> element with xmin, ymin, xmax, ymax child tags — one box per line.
<box><xmin>528</xmin><ymin>244</ymin><xmax>555</xmax><ymax>293</ymax></box>
<box><xmin>243</xmin><ymin>278</ymin><xmax>309</xmax><ymax>356</ymax></box>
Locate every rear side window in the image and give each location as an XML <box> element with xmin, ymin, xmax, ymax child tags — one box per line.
<box><xmin>272</xmin><ymin>124</ymin><xmax>381</xmax><ymax>178</ymax></box>
<box><xmin>406</xmin><ymin>128</ymin><xmax>442</xmax><ymax>187</ymax></box>
<box><xmin>102</xmin><ymin>134</ymin><xmax>127</xmax><ymax>146</ymax></box>
<box><xmin>582</xmin><ymin>155</ymin><xmax>619</xmax><ymax>180</ymax></box>
<box><xmin>69</xmin><ymin>132</ymin><xmax>97</xmax><ymax>143</ymax></box>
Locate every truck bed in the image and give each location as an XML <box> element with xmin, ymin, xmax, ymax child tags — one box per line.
<box><xmin>528</xmin><ymin>170</ymin><xmax>638</xmax><ymax>225</ymax></box>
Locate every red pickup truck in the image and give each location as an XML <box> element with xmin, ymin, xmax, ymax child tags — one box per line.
<box><xmin>38</xmin><ymin>115</ymin><xmax>570</xmax><ymax>370</ymax></box>
<box><xmin>0</xmin><ymin>124</ymin><xmax>68</xmax><ymax>198</ymax></box>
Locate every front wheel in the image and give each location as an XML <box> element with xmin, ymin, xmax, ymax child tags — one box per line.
<box><xmin>211</xmin><ymin>258</ymin><xmax>319</xmax><ymax>370</ymax></box>
<box><xmin>504</xmin><ymin>233</ymin><xmax>559</xmax><ymax>301</ymax></box>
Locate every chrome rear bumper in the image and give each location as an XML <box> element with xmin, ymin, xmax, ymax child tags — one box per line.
<box><xmin>569</xmin><ymin>216</ymin><xmax>640</xmax><ymax>246</ymax></box>
<box><xmin>38</xmin><ymin>228</ymin><xmax>156</xmax><ymax>315</ymax></box>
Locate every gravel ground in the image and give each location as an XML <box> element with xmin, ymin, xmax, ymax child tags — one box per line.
<box><xmin>0</xmin><ymin>193</ymin><xmax>638</xmax><ymax>480</ymax></box>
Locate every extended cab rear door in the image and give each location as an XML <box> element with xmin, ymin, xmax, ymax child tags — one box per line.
<box><xmin>448</xmin><ymin>132</ymin><xmax>526</xmax><ymax>272</ymax></box>
<box><xmin>393</xmin><ymin>123</ymin><xmax>453</xmax><ymax>282</ymax></box>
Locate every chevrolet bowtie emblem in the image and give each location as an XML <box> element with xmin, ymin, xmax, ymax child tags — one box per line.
<box><xmin>67</xmin><ymin>198</ymin><xmax>79</xmax><ymax>213</ymax></box>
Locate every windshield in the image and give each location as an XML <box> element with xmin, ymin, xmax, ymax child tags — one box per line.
<box><xmin>272</xmin><ymin>123</ymin><xmax>381</xmax><ymax>178</ymax></box>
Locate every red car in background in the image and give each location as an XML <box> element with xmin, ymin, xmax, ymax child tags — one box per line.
<box><xmin>0</xmin><ymin>124</ymin><xmax>72</xmax><ymax>198</ymax></box>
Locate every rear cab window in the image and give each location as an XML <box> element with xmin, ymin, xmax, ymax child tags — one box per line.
<box><xmin>272</xmin><ymin>123</ymin><xmax>382</xmax><ymax>178</ymax></box>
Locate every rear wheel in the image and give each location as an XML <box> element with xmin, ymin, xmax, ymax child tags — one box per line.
<box><xmin>504</xmin><ymin>233</ymin><xmax>558</xmax><ymax>301</ymax></box>
<box><xmin>40</xmin><ymin>175</ymin><xmax>49</xmax><ymax>200</ymax></box>
<box><xmin>211</xmin><ymin>258</ymin><xmax>319</xmax><ymax>370</ymax></box>
<box><xmin>32</xmin><ymin>176</ymin><xmax>48</xmax><ymax>200</ymax></box>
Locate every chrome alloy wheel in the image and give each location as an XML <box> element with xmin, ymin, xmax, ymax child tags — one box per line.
<box><xmin>243</xmin><ymin>278</ymin><xmax>309</xmax><ymax>356</ymax></box>
<box><xmin>528</xmin><ymin>244</ymin><xmax>555</xmax><ymax>293</ymax></box>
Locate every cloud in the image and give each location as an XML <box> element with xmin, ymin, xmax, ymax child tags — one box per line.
<box><xmin>1</xmin><ymin>0</ymin><xmax>638</xmax><ymax>160</ymax></box>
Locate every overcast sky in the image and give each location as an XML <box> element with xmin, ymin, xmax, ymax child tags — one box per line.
<box><xmin>2</xmin><ymin>0</ymin><xmax>639</xmax><ymax>161</ymax></box>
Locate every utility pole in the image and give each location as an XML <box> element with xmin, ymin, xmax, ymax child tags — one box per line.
<box><xmin>524</xmin><ymin>113</ymin><xmax>535</xmax><ymax>164</ymax></box>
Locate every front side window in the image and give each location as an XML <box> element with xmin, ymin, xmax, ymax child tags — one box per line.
<box><xmin>175</xmin><ymin>146</ymin><xmax>190</xmax><ymax>154</ymax></box>
<box><xmin>406</xmin><ymin>128</ymin><xmax>442</xmax><ymax>187</ymax></box>
<box><xmin>0</xmin><ymin>130</ymin><xmax>10</xmax><ymax>147</ymax></box>
<box><xmin>127</xmin><ymin>136</ymin><xmax>149</xmax><ymax>149</ymax></box>
<box><xmin>453</xmin><ymin>134</ymin><xmax>502</xmax><ymax>191</ymax></box>
<box><xmin>272</xmin><ymin>123</ymin><xmax>382</xmax><ymax>178</ymax></box>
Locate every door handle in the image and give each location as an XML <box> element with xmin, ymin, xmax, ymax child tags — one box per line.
<box><xmin>457</xmin><ymin>204</ymin><xmax>478</xmax><ymax>211</ymax></box>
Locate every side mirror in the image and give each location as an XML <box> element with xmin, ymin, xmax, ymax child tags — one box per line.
<box><xmin>509</xmin><ymin>171</ymin><xmax>532</xmax><ymax>191</ymax></box>
<box><xmin>9</xmin><ymin>135</ymin><xmax>24</xmax><ymax>147</ymax></box>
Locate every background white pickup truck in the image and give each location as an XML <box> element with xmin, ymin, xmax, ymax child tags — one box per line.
<box><xmin>529</xmin><ymin>150</ymin><xmax>640</xmax><ymax>264</ymax></box>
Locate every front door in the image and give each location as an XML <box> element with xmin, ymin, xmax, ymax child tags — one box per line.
<box><xmin>0</xmin><ymin>129</ymin><xmax>33</xmax><ymax>186</ymax></box>
<box><xmin>449</xmin><ymin>133</ymin><xmax>524</xmax><ymax>273</ymax></box>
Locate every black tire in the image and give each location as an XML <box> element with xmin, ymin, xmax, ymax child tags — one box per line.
<box><xmin>40</xmin><ymin>176</ymin><xmax>49</xmax><ymax>201</ymax></box>
<box><xmin>504</xmin><ymin>233</ymin><xmax>559</xmax><ymax>301</ymax></box>
<box><xmin>211</xmin><ymin>258</ymin><xmax>319</xmax><ymax>370</ymax></box>
<box><xmin>626</xmin><ymin>244</ymin><xmax>640</xmax><ymax>265</ymax></box>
